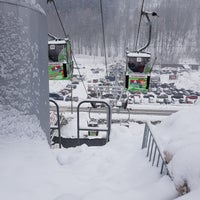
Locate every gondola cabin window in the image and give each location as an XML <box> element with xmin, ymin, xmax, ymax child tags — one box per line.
<box><xmin>127</xmin><ymin>52</ymin><xmax>151</xmax><ymax>73</ymax></box>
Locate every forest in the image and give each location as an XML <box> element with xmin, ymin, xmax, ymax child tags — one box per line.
<box><xmin>47</xmin><ymin>0</ymin><xmax>200</xmax><ymax>64</ymax></box>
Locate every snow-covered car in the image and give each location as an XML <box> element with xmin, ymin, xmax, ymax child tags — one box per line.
<box><xmin>49</xmin><ymin>92</ymin><xmax>64</xmax><ymax>100</ymax></box>
<box><xmin>156</xmin><ymin>98</ymin><xmax>164</xmax><ymax>104</ymax></box>
<box><xmin>186</xmin><ymin>95</ymin><xmax>198</xmax><ymax>104</ymax></box>
<box><xmin>134</xmin><ymin>95</ymin><xmax>142</xmax><ymax>104</ymax></box>
<box><xmin>164</xmin><ymin>98</ymin><xmax>171</xmax><ymax>104</ymax></box>
<box><xmin>149</xmin><ymin>96</ymin><xmax>156</xmax><ymax>103</ymax></box>
<box><xmin>128</xmin><ymin>97</ymin><xmax>134</xmax><ymax>104</ymax></box>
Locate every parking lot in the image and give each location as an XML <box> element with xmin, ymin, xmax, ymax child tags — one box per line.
<box><xmin>49</xmin><ymin>60</ymin><xmax>200</xmax><ymax>107</ymax></box>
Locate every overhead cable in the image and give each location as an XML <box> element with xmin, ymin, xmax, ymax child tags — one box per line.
<box><xmin>99</xmin><ymin>0</ymin><xmax>108</xmax><ymax>77</ymax></box>
<box><xmin>135</xmin><ymin>0</ymin><xmax>145</xmax><ymax>51</ymax></box>
<box><xmin>47</xmin><ymin>0</ymin><xmax>88</xmax><ymax>97</ymax></box>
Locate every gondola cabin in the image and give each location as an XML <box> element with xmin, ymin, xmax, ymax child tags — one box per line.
<box><xmin>124</xmin><ymin>7</ymin><xmax>158</xmax><ymax>93</ymax></box>
<box><xmin>126</xmin><ymin>51</ymin><xmax>151</xmax><ymax>73</ymax></box>
<box><xmin>48</xmin><ymin>39</ymin><xmax>73</xmax><ymax>80</ymax></box>
<box><xmin>125</xmin><ymin>51</ymin><xmax>151</xmax><ymax>93</ymax></box>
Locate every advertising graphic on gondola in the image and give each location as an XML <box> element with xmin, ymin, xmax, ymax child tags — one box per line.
<box><xmin>127</xmin><ymin>76</ymin><xmax>149</xmax><ymax>92</ymax></box>
<box><xmin>48</xmin><ymin>39</ymin><xmax>73</xmax><ymax>80</ymax></box>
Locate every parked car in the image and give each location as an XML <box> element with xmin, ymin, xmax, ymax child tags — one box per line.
<box><xmin>179</xmin><ymin>98</ymin><xmax>186</xmax><ymax>104</ymax></box>
<box><xmin>65</xmin><ymin>96</ymin><xmax>72</xmax><ymax>101</ymax></box>
<box><xmin>195</xmin><ymin>92</ymin><xmax>200</xmax><ymax>96</ymax></box>
<box><xmin>102</xmin><ymin>93</ymin><xmax>115</xmax><ymax>99</ymax></box>
<box><xmin>66</xmin><ymin>84</ymin><xmax>77</xmax><ymax>89</ymax></box>
<box><xmin>143</xmin><ymin>94</ymin><xmax>150</xmax><ymax>98</ymax></box>
<box><xmin>149</xmin><ymin>96</ymin><xmax>156</xmax><ymax>103</ymax></box>
<box><xmin>155</xmin><ymin>90</ymin><xmax>161</xmax><ymax>95</ymax></box>
<box><xmin>134</xmin><ymin>95</ymin><xmax>142</xmax><ymax>104</ymax></box>
<box><xmin>156</xmin><ymin>98</ymin><xmax>164</xmax><ymax>104</ymax></box>
<box><xmin>65</xmin><ymin>96</ymin><xmax>79</xmax><ymax>102</ymax></box>
<box><xmin>164</xmin><ymin>90</ymin><xmax>172</xmax><ymax>95</ymax></box>
<box><xmin>171</xmin><ymin>94</ymin><xmax>184</xmax><ymax>99</ymax></box>
<box><xmin>73</xmin><ymin>96</ymin><xmax>79</xmax><ymax>102</ymax></box>
<box><xmin>59</xmin><ymin>89</ymin><xmax>70</xmax><ymax>95</ymax></box>
<box><xmin>157</xmin><ymin>93</ymin><xmax>168</xmax><ymax>99</ymax></box>
<box><xmin>49</xmin><ymin>93</ymin><xmax>64</xmax><ymax>100</ymax></box>
<box><xmin>72</xmin><ymin>80</ymin><xmax>79</xmax><ymax>85</ymax></box>
<box><xmin>128</xmin><ymin>97</ymin><xmax>134</xmax><ymax>104</ymax></box>
<box><xmin>186</xmin><ymin>95</ymin><xmax>198</xmax><ymax>104</ymax></box>
<box><xmin>87</xmin><ymin>92</ymin><xmax>97</xmax><ymax>98</ymax></box>
<box><xmin>164</xmin><ymin>98</ymin><xmax>171</xmax><ymax>104</ymax></box>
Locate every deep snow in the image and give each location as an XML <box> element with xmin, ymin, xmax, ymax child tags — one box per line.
<box><xmin>0</xmin><ymin>104</ymin><xmax>177</xmax><ymax>200</ymax></box>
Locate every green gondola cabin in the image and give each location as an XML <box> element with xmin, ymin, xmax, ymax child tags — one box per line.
<box><xmin>48</xmin><ymin>38</ymin><xmax>73</xmax><ymax>80</ymax></box>
<box><xmin>125</xmin><ymin>51</ymin><xmax>151</xmax><ymax>92</ymax></box>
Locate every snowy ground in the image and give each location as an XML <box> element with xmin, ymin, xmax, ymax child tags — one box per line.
<box><xmin>0</xmin><ymin>105</ymin><xmax>177</xmax><ymax>200</ymax></box>
<box><xmin>1</xmin><ymin>55</ymin><xmax>200</xmax><ymax>199</ymax></box>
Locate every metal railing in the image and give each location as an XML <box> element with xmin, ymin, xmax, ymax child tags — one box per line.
<box><xmin>49</xmin><ymin>99</ymin><xmax>62</xmax><ymax>148</ymax></box>
<box><xmin>77</xmin><ymin>100</ymin><xmax>112</xmax><ymax>143</ymax></box>
<box><xmin>142</xmin><ymin>122</ymin><xmax>171</xmax><ymax>177</ymax></box>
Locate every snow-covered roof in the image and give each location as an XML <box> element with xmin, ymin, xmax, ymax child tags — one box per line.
<box><xmin>127</xmin><ymin>52</ymin><xmax>151</xmax><ymax>58</ymax></box>
<box><xmin>48</xmin><ymin>40</ymin><xmax>67</xmax><ymax>45</ymax></box>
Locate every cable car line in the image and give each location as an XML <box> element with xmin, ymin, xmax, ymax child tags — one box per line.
<box><xmin>99</xmin><ymin>0</ymin><xmax>108</xmax><ymax>77</ymax></box>
<box><xmin>48</xmin><ymin>0</ymin><xmax>69</xmax><ymax>39</ymax></box>
<box><xmin>135</xmin><ymin>0</ymin><xmax>145</xmax><ymax>51</ymax></box>
<box><xmin>48</xmin><ymin>32</ymin><xmax>58</xmax><ymax>40</ymax></box>
<box><xmin>71</xmin><ymin>52</ymin><xmax>88</xmax><ymax>97</ymax></box>
<box><xmin>47</xmin><ymin>0</ymin><xmax>88</xmax><ymax>99</ymax></box>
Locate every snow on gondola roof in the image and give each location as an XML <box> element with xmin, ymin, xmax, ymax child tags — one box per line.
<box><xmin>48</xmin><ymin>39</ymin><xmax>68</xmax><ymax>45</ymax></box>
<box><xmin>127</xmin><ymin>52</ymin><xmax>151</xmax><ymax>58</ymax></box>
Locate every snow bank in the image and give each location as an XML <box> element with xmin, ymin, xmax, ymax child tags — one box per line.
<box><xmin>0</xmin><ymin>105</ymin><xmax>177</xmax><ymax>199</ymax></box>
<box><xmin>0</xmin><ymin>105</ymin><xmax>62</xmax><ymax>200</ymax></box>
<box><xmin>153</xmin><ymin>104</ymin><xmax>200</xmax><ymax>196</ymax></box>
<box><xmin>0</xmin><ymin>105</ymin><xmax>46</xmax><ymax>139</ymax></box>
<box><xmin>52</xmin><ymin>123</ymin><xmax>176</xmax><ymax>200</ymax></box>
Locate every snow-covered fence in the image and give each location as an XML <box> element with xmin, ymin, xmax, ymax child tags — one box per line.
<box><xmin>142</xmin><ymin>122</ymin><xmax>171</xmax><ymax>177</ymax></box>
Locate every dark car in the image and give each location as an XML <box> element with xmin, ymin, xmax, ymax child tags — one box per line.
<box><xmin>65</xmin><ymin>96</ymin><xmax>72</xmax><ymax>101</ymax></box>
<box><xmin>49</xmin><ymin>93</ymin><xmax>64</xmax><ymax>100</ymax></box>
<box><xmin>72</xmin><ymin>81</ymin><xmax>79</xmax><ymax>85</ymax></box>
<box><xmin>164</xmin><ymin>98</ymin><xmax>171</xmax><ymax>104</ymax></box>
<box><xmin>179</xmin><ymin>98</ymin><xmax>186</xmax><ymax>104</ymax></box>
<box><xmin>66</xmin><ymin>84</ymin><xmax>77</xmax><ymax>89</ymax></box>
<box><xmin>157</xmin><ymin>94</ymin><xmax>168</xmax><ymax>99</ymax></box>
<box><xmin>65</xmin><ymin>96</ymin><xmax>79</xmax><ymax>102</ymax></box>
<box><xmin>73</xmin><ymin>96</ymin><xmax>79</xmax><ymax>102</ymax></box>
<box><xmin>165</xmin><ymin>90</ymin><xmax>172</xmax><ymax>95</ymax></box>
<box><xmin>59</xmin><ymin>89</ymin><xmax>70</xmax><ymax>95</ymax></box>
<box><xmin>171</xmin><ymin>94</ymin><xmax>184</xmax><ymax>99</ymax></box>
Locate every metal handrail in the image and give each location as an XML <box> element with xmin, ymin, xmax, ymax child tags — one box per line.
<box><xmin>142</xmin><ymin>122</ymin><xmax>171</xmax><ymax>177</ymax></box>
<box><xmin>49</xmin><ymin>99</ymin><xmax>62</xmax><ymax>148</ymax></box>
<box><xmin>77</xmin><ymin>100</ymin><xmax>112</xmax><ymax>144</ymax></box>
